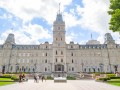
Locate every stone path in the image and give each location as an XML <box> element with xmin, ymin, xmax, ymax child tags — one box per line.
<box><xmin>0</xmin><ymin>80</ymin><xmax>120</xmax><ymax>90</ymax></box>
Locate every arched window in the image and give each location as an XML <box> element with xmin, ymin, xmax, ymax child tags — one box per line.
<box><xmin>45</xmin><ymin>67</ymin><xmax>47</xmax><ymax>71</ymax></box>
<box><xmin>61</xmin><ymin>38</ymin><xmax>62</xmax><ymax>41</ymax></box>
<box><xmin>72</xmin><ymin>67</ymin><xmax>74</xmax><ymax>71</ymax></box>
<box><xmin>72</xmin><ymin>59</ymin><xmax>74</xmax><ymax>63</ymax></box>
<box><xmin>84</xmin><ymin>68</ymin><xmax>86</xmax><ymax>72</ymax></box>
<box><xmin>71</xmin><ymin>52</ymin><xmax>73</xmax><ymax>56</ymax></box>
<box><xmin>56</xmin><ymin>58</ymin><xmax>57</xmax><ymax>62</ymax></box>
<box><xmin>61</xmin><ymin>59</ymin><xmax>63</xmax><ymax>62</ymax></box>
<box><xmin>46</xmin><ymin>53</ymin><xmax>47</xmax><ymax>56</ymax></box>
<box><xmin>45</xmin><ymin>59</ymin><xmax>47</xmax><ymax>63</ymax></box>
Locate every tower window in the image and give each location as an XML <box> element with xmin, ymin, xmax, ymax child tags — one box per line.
<box><xmin>58</xmin><ymin>27</ymin><xmax>60</xmax><ymax>30</ymax></box>
<box><xmin>61</xmin><ymin>51</ymin><xmax>63</xmax><ymax>55</ymax></box>
<box><xmin>56</xmin><ymin>38</ymin><xmax>57</xmax><ymax>41</ymax></box>
<box><xmin>61</xmin><ymin>38</ymin><xmax>62</xmax><ymax>41</ymax></box>
<box><xmin>61</xmin><ymin>59</ymin><xmax>63</xmax><ymax>62</ymax></box>
<box><xmin>56</xmin><ymin>50</ymin><xmax>57</xmax><ymax>55</ymax></box>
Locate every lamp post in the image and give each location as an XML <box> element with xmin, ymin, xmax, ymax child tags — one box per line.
<box><xmin>34</xmin><ymin>63</ymin><xmax>37</xmax><ymax>73</ymax></box>
<box><xmin>81</xmin><ymin>60</ymin><xmax>84</xmax><ymax>72</ymax></box>
<box><xmin>50</xmin><ymin>63</ymin><xmax>52</xmax><ymax>73</ymax></box>
<box><xmin>16</xmin><ymin>63</ymin><xmax>19</xmax><ymax>73</ymax></box>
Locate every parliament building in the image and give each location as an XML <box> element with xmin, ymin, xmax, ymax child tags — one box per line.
<box><xmin>0</xmin><ymin>10</ymin><xmax>120</xmax><ymax>76</ymax></box>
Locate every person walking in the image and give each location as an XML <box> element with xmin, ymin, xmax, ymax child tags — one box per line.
<box><xmin>44</xmin><ymin>75</ymin><xmax>47</xmax><ymax>82</ymax></box>
<box><xmin>34</xmin><ymin>74</ymin><xmax>37</xmax><ymax>83</ymax></box>
<box><xmin>36</xmin><ymin>74</ymin><xmax>39</xmax><ymax>83</ymax></box>
<box><xmin>41</xmin><ymin>75</ymin><xmax>44</xmax><ymax>82</ymax></box>
<box><xmin>19</xmin><ymin>74</ymin><xmax>22</xmax><ymax>83</ymax></box>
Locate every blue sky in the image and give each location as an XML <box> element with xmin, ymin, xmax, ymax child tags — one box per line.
<box><xmin>0</xmin><ymin>0</ymin><xmax>120</xmax><ymax>44</ymax></box>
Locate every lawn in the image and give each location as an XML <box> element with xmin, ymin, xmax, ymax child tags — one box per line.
<box><xmin>107</xmin><ymin>79</ymin><xmax>120</xmax><ymax>86</ymax></box>
<box><xmin>0</xmin><ymin>78</ymin><xmax>14</xmax><ymax>86</ymax></box>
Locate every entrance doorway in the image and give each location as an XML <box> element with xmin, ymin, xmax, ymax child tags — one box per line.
<box><xmin>55</xmin><ymin>64</ymin><xmax>64</xmax><ymax>72</ymax></box>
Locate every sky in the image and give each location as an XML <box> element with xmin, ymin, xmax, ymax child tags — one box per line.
<box><xmin>0</xmin><ymin>0</ymin><xmax>120</xmax><ymax>45</ymax></box>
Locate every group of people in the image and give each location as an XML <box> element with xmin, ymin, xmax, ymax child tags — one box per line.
<box><xmin>34</xmin><ymin>74</ymin><xmax>47</xmax><ymax>83</ymax></box>
<box><xmin>19</xmin><ymin>74</ymin><xmax>26</xmax><ymax>82</ymax></box>
<box><xmin>19</xmin><ymin>73</ymin><xmax>47</xmax><ymax>83</ymax></box>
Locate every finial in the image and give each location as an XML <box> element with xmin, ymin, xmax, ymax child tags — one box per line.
<box><xmin>91</xmin><ymin>33</ymin><xmax>92</xmax><ymax>40</ymax></box>
<box><xmin>11</xmin><ymin>28</ymin><xmax>13</xmax><ymax>33</ymax></box>
<box><xmin>59</xmin><ymin>3</ymin><xmax>61</xmax><ymax>14</ymax></box>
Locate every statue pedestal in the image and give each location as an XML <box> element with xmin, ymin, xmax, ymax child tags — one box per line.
<box><xmin>54</xmin><ymin>77</ymin><xmax>67</xmax><ymax>83</ymax></box>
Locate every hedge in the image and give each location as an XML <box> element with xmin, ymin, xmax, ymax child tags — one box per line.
<box><xmin>106</xmin><ymin>74</ymin><xmax>115</xmax><ymax>78</ymax></box>
<box><xmin>110</xmin><ymin>77</ymin><xmax>120</xmax><ymax>79</ymax></box>
<box><xmin>67</xmin><ymin>76</ymin><xmax>76</xmax><ymax>80</ymax></box>
<box><xmin>96</xmin><ymin>77</ymin><xmax>110</xmax><ymax>81</ymax></box>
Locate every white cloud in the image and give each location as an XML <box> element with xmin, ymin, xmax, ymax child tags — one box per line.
<box><xmin>0</xmin><ymin>0</ymin><xmax>72</xmax><ymax>24</ymax></box>
<box><xmin>66</xmin><ymin>32</ymin><xmax>78</xmax><ymax>44</ymax></box>
<box><xmin>64</xmin><ymin>12</ymin><xmax>79</xmax><ymax>29</ymax></box>
<box><xmin>75</xmin><ymin>0</ymin><xmax>120</xmax><ymax>44</ymax></box>
<box><xmin>77</xmin><ymin>0</ymin><xmax>110</xmax><ymax>34</ymax></box>
<box><xmin>97</xmin><ymin>34</ymin><xmax>105</xmax><ymax>44</ymax></box>
<box><xmin>0</xmin><ymin>0</ymin><xmax>120</xmax><ymax>44</ymax></box>
<box><xmin>0</xmin><ymin>24</ymin><xmax>52</xmax><ymax>44</ymax></box>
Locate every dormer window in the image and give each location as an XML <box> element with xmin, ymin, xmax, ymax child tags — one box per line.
<box><xmin>58</xmin><ymin>27</ymin><xmax>60</xmax><ymax>30</ymax></box>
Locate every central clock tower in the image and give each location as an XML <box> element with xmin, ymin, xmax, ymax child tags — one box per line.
<box><xmin>52</xmin><ymin>9</ymin><xmax>66</xmax><ymax>77</ymax></box>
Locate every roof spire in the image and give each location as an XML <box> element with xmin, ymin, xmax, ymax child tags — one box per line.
<box><xmin>58</xmin><ymin>3</ymin><xmax>61</xmax><ymax>14</ymax></box>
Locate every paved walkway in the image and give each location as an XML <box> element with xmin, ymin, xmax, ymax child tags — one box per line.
<box><xmin>0</xmin><ymin>80</ymin><xmax>120</xmax><ymax>90</ymax></box>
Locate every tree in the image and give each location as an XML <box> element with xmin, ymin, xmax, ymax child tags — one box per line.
<box><xmin>108</xmin><ymin>0</ymin><xmax>120</xmax><ymax>32</ymax></box>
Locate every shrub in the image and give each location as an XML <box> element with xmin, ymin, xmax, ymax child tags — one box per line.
<box><xmin>99</xmin><ymin>77</ymin><xmax>110</xmax><ymax>81</ymax></box>
<box><xmin>93</xmin><ymin>73</ymin><xmax>101</xmax><ymax>77</ymax></box>
<box><xmin>67</xmin><ymin>76</ymin><xmax>76</xmax><ymax>80</ymax></box>
<box><xmin>97</xmin><ymin>77</ymin><xmax>110</xmax><ymax>81</ymax></box>
<box><xmin>47</xmin><ymin>76</ymin><xmax>53</xmax><ymax>80</ymax></box>
<box><xmin>1</xmin><ymin>74</ymin><xmax>12</xmax><ymax>78</ymax></box>
<box><xmin>11</xmin><ymin>75</ymin><xmax>19</xmax><ymax>81</ymax></box>
<box><xmin>106</xmin><ymin>74</ymin><xmax>115</xmax><ymax>78</ymax></box>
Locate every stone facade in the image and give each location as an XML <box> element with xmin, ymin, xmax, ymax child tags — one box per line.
<box><xmin>0</xmin><ymin>12</ymin><xmax>120</xmax><ymax>74</ymax></box>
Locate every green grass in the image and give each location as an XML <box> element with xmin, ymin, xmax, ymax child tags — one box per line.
<box><xmin>0</xmin><ymin>78</ymin><xmax>13</xmax><ymax>81</ymax></box>
<box><xmin>0</xmin><ymin>78</ymin><xmax>14</xmax><ymax>86</ymax></box>
<box><xmin>107</xmin><ymin>79</ymin><xmax>120</xmax><ymax>86</ymax></box>
<box><xmin>0</xmin><ymin>82</ymin><xmax>14</xmax><ymax>86</ymax></box>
